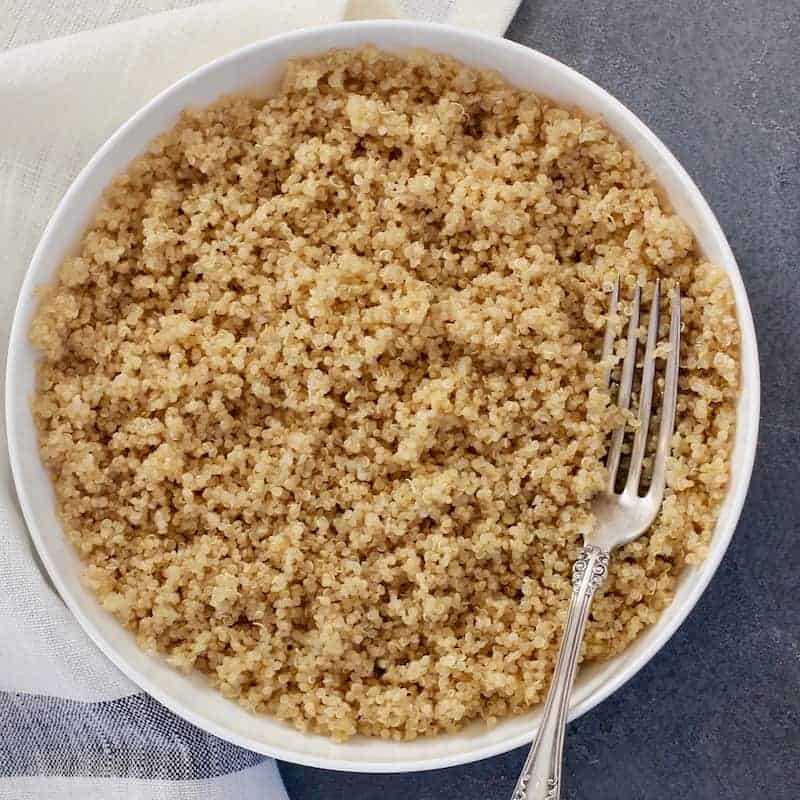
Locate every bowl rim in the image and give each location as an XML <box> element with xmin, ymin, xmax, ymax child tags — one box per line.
<box><xmin>6</xmin><ymin>19</ymin><xmax>761</xmax><ymax>773</ymax></box>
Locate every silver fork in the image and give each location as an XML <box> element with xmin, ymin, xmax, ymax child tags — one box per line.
<box><xmin>511</xmin><ymin>278</ymin><xmax>681</xmax><ymax>800</ymax></box>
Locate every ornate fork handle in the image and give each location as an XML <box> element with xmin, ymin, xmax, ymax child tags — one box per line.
<box><xmin>511</xmin><ymin>545</ymin><xmax>609</xmax><ymax>800</ymax></box>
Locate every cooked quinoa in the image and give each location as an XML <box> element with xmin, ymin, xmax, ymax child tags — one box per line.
<box><xmin>30</xmin><ymin>47</ymin><xmax>739</xmax><ymax>741</ymax></box>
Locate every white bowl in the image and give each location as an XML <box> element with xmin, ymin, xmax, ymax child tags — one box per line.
<box><xmin>6</xmin><ymin>20</ymin><xmax>760</xmax><ymax>773</ymax></box>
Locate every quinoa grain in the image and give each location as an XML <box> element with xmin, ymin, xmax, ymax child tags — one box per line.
<box><xmin>30</xmin><ymin>47</ymin><xmax>739</xmax><ymax>741</ymax></box>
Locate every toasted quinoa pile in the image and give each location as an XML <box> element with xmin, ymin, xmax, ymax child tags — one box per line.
<box><xmin>30</xmin><ymin>48</ymin><xmax>739</xmax><ymax>741</ymax></box>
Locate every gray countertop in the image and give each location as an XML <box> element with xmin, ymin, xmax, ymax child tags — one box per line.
<box><xmin>280</xmin><ymin>1</ymin><xmax>800</xmax><ymax>796</ymax></box>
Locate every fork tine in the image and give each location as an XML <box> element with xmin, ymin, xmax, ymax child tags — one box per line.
<box><xmin>601</xmin><ymin>275</ymin><xmax>620</xmax><ymax>387</ymax></box>
<box><xmin>624</xmin><ymin>279</ymin><xmax>660</xmax><ymax>495</ymax></box>
<box><xmin>606</xmin><ymin>283</ymin><xmax>640</xmax><ymax>492</ymax></box>
<box><xmin>648</xmin><ymin>286</ymin><xmax>681</xmax><ymax>504</ymax></box>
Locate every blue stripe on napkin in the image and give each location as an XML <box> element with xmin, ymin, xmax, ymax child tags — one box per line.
<box><xmin>0</xmin><ymin>691</ymin><xmax>263</xmax><ymax>779</ymax></box>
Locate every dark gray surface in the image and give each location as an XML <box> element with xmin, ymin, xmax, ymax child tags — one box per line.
<box><xmin>279</xmin><ymin>1</ymin><xmax>800</xmax><ymax>797</ymax></box>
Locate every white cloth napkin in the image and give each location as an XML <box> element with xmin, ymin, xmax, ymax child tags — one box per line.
<box><xmin>0</xmin><ymin>1</ymin><xmax>520</xmax><ymax>798</ymax></box>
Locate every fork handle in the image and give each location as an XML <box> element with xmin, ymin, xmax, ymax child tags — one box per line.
<box><xmin>511</xmin><ymin>545</ymin><xmax>610</xmax><ymax>800</ymax></box>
